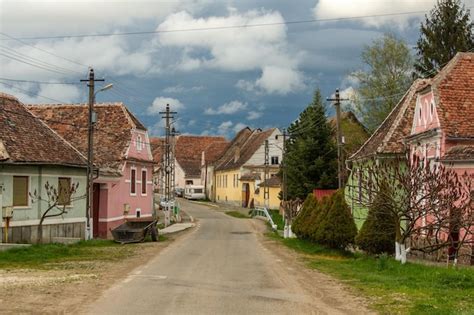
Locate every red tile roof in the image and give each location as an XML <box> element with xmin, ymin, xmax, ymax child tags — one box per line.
<box><xmin>429</xmin><ymin>52</ymin><xmax>474</xmax><ymax>138</ymax></box>
<box><xmin>27</xmin><ymin>103</ymin><xmax>146</xmax><ymax>171</ymax></box>
<box><xmin>215</xmin><ymin>127</ymin><xmax>276</xmax><ymax>171</ymax></box>
<box><xmin>349</xmin><ymin>79</ymin><xmax>431</xmax><ymax>160</ymax></box>
<box><xmin>442</xmin><ymin>145</ymin><xmax>474</xmax><ymax>162</ymax></box>
<box><xmin>150</xmin><ymin>137</ymin><xmax>164</xmax><ymax>165</ymax></box>
<box><xmin>0</xmin><ymin>93</ymin><xmax>86</xmax><ymax>167</ymax></box>
<box><xmin>175</xmin><ymin>135</ymin><xmax>228</xmax><ymax>177</ymax></box>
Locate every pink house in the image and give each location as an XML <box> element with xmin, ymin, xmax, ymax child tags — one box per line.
<box><xmin>407</xmin><ymin>52</ymin><xmax>474</xmax><ymax>264</ymax></box>
<box><xmin>28</xmin><ymin>103</ymin><xmax>155</xmax><ymax>238</ymax></box>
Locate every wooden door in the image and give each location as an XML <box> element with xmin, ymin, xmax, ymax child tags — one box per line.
<box><xmin>242</xmin><ymin>183</ymin><xmax>250</xmax><ymax>208</ymax></box>
<box><xmin>92</xmin><ymin>183</ymin><xmax>100</xmax><ymax>238</ymax></box>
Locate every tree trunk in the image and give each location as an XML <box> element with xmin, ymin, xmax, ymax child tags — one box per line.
<box><xmin>395</xmin><ymin>241</ymin><xmax>401</xmax><ymax>261</ymax></box>
<box><xmin>400</xmin><ymin>243</ymin><xmax>407</xmax><ymax>264</ymax></box>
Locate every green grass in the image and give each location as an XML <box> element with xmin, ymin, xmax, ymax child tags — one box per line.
<box><xmin>225</xmin><ymin>211</ymin><xmax>250</xmax><ymax>218</ymax></box>
<box><xmin>0</xmin><ymin>238</ymin><xmax>163</xmax><ymax>270</ymax></box>
<box><xmin>268</xmin><ymin>209</ymin><xmax>284</xmax><ymax>230</ymax></box>
<box><xmin>268</xmin><ymin>233</ymin><xmax>474</xmax><ymax>315</ymax></box>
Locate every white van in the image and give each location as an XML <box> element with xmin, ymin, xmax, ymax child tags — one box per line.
<box><xmin>184</xmin><ymin>185</ymin><xmax>205</xmax><ymax>200</ymax></box>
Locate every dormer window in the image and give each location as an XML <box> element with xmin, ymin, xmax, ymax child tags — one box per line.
<box><xmin>136</xmin><ymin>135</ymin><xmax>143</xmax><ymax>151</ymax></box>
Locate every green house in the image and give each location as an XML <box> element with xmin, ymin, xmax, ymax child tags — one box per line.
<box><xmin>0</xmin><ymin>92</ymin><xmax>87</xmax><ymax>244</ymax></box>
<box><xmin>345</xmin><ymin>79</ymin><xmax>430</xmax><ymax>229</ymax></box>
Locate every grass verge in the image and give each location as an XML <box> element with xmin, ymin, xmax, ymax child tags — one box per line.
<box><xmin>267</xmin><ymin>233</ymin><xmax>474</xmax><ymax>315</ymax></box>
<box><xmin>225</xmin><ymin>211</ymin><xmax>250</xmax><ymax>218</ymax></box>
<box><xmin>0</xmin><ymin>238</ymin><xmax>165</xmax><ymax>270</ymax></box>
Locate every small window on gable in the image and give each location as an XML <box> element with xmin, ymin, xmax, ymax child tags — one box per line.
<box><xmin>430</xmin><ymin>102</ymin><xmax>434</xmax><ymax>118</ymax></box>
<box><xmin>271</xmin><ymin>156</ymin><xmax>279</xmax><ymax>165</ymax></box>
<box><xmin>136</xmin><ymin>135</ymin><xmax>142</xmax><ymax>151</ymax></box>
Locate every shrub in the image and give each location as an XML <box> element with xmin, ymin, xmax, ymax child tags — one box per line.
<box><xmin>314</xmin><ymin>190</ymin><xmax>357</xmax><ymax>249</ymax></box>
<box><xmin>355</xmin><ymin>185</ymin><xmax>396</xmax><ymax>255</ymax></box>
<box><xmin>292</xmin><ymin>193</ymin><xmax>318</xmax><ymax>239</ymax></box>
<box><xmin>308</xmin><ymin>195</ymin><xmax>331</xmax><ymax>242</ymax></box>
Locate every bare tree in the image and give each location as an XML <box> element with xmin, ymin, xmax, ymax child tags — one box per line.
<box><xmin>282</xmin><ymin>199</ymin><xmax>302</xmax><ymax>238</ymax></box>
<box><xmin>351</xmin><ymin>156</ymin><xmax>474</xmax><ymax>265</ymax></box>
<box><xmin>30</xmin><ymin>181</ymin><xmax>82</xmax><ymax>244</ymax></box>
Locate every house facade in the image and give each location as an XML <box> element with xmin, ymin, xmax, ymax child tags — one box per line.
<box><xmin>213</xmin><ymin>127</ymin><xmax>283</xmax><ymax>209</ymax></box>
<box><xmin>28</xmin><ymin>103</ymin><xmax>155</xmax><ymax>239</ymax></box>
<box><xmin>407</xmin><ymin>52</ymin><xmax>474</xmax><ymax>264</ymax></box>
<box><xmin>346</xmin><ymin>79</ymin><xmax>430</xmax><ymax>229</ymax></box>
<box><xmin>0</xmin><ymin>93</ymin><xmax>88</xmax><ymax>244</ymax></box>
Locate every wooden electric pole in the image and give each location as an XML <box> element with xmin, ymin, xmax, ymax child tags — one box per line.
<box><xmin>327</xmin><ymin>89</ymin><xmax>348</xmax><ymax>189</ymax></box>
<box><xmin>81</xmin><ymin>69</ymin><xmax>104</xmax><ymax>240</ymax></box>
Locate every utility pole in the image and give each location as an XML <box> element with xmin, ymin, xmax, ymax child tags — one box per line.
<box><xmin>160</xmin><ymin>104</ymin><xmax>177</xmax><ymax>226</ymax></box>
<box><xmin>264</xmin><ymin>139</ymin><xmax>270</xmax><ymax>209</ymax></box>
<box><xmin>281</xmin><ymin>129</ymin><xmax>288</xmax><ymax>203</ymax></box>
<box><xmin>81</xmin><ymin>69</ymin><xmax>104</xmax><ymax>240</ymax></box>
<box><xmin>327</xmin><ymin>89</ymin><xmax>349</xmax><ymax>189</ymax></box>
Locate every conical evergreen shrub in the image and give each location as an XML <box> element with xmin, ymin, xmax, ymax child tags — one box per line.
<box><xmin>308</xmin><ymin>195</ymin><xmax>330</xmax><ymax>242</ymax></box>
<box><xmin>356</xmin><ymin>184</ymin><xmax>396</xmax><ymax>255</ymax></box>
<box><xmin>314</xmin><ymin>190</ymin><xmax>357</xmax><ymax>249</ymax></box>
<box><xmin>292</xmin><ymin>193</ymin><xmax>317</xmax><ymax>239</ymax></box>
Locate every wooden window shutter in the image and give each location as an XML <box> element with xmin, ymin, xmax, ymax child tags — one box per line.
<box><xmin>58</xmin><ymin>177</ymin><xmax>72</xmax><ymax>206</ymax></box>
<box><xmin>13</xmin><ymin>176</ymin><xmax>28</xmax><ymax>207</ymax></box>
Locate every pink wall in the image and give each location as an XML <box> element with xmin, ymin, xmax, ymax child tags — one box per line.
<box><xmin>413</xmin><ymin>91</ymin><xmax>440</xmax><ymax>135</ymax></box>
<box><xmin>95</xmin><ymin>129</ymin><xmax>155</xmax><ymax>238</ymax></box>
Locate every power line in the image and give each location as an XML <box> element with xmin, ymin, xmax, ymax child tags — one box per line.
<box><xmin>1</xmin><ymin>9</ymin><xmax>458</xmax><ymax>41</ymax></box>
<box><xmin>0</xmin><ymin>45</ymin><xmax>83</xmax><ymax>75</ymax></box>
<box><xmin>0</xmin><ymin>32</ymin><xmax>89</xmax><ymax>68</ymax></box>
<box><xmin>0</xmin><ymin>81</ymin><xmax>74</xmax><ymax>103</ymax></box>
<box><xmin>0</xmin><ymin>77</ymin><xmax>81</xmax><ymax>85</ymax></box>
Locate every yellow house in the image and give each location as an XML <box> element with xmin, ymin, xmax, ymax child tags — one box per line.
<box><xmin>213</xmin><ymin>127</ymin><xmax>282</xmax><ymax>209</ymax></box>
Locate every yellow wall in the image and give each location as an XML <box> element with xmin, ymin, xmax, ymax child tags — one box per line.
<box><xmin>253</xmin><ymin>186</ymin><xmax>281</xmax><ymax>210</ymax></box>
<box><xmin>215</xmin><ymin>169</ymin><xmax>242</xmax><ymax>205</ymax></box>
<box><xmin>215</xmin><ymin>168</ymin><xmax>281</xmax><ymax>209</ymax></box>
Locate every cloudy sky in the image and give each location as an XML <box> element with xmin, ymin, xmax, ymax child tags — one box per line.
<box><xmin>1</xmin><ymin>0</ymin><xmax>473</xmax><ymax>138</ymax></box>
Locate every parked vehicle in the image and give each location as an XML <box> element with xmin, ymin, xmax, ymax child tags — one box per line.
<box><xmin>175</xmin><ymin>187</ymin><xmax>185</xmax><ymax>197</ymax></box>
<box><xmin>184</xmin><ymin>185</ymin><xmax>205</xmax><ymax>200</ymax></box>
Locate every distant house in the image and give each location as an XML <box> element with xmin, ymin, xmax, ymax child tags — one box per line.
<box><xmin>0</xmin><ymin>93</ymin><xmax>87</xmax><ymax>243</ymax></box>
<box><xmin>174</xmin><ymin>135</ymin><xmax>228</xmax><ymax>189</ymax></box>
<box><xmin>28</xmin><ymin>103</ymin><xmax>155</xmax><ymax>239</ymax></box>
<box><xmin>200</xmin><ymin>140</ymin><xmax>229</xmax><ymax>199</ymax></box>
<box><xmin>213</xmin><ymin>127</ymin><xmax>283</xmax><ymax>209</ymax></box>
<box><xmin>150</xmin><ymin>137</ymin><xmax>164</xmax><ymax>193</ymax></box>
<box><xmin>346</xmin><ymin>79</ymin><xmax>430</xmax><ymax>229</ymax></box>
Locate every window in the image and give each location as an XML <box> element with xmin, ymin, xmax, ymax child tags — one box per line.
<box><xmin>13</xmin><ymin>176</ymin><xmax>28</xmax><ymax>207</ymax></box>
<box><xmin>136</xmin><ymin>135</ymin><xmax>142</xmax><ymax>151</ymax></box>
<box><xmin>58</xmin><ymin>177</ymin><xmax>72</xmax><ymax>206</ymax></box>
<box><xmin>141</xmin><ymin>170</ymin><xmax>147</xmax><ymax>195</ymax></box>
<box><xmin>194</xmin><ymin>188</ymin><xmax>203</xmax><ymax>193</ymax></box>
<box><xmin>136</xmin><ymin>209</ymin><xmax>141</xmax><ymax>218</ymax></box>
<box><xmin>131</xmin><ymin>169</ymin><xmax>136</xmax><ymax>195</ymax></box>
<box><xmin>271</xmin><ymin>156</ymin><xmax>279</xmax><ymax>165</ymax></box>
<box><xmin>186</xmin><ymin>180</ymin><xmax>193</xmax><ymax>185</ymax></box>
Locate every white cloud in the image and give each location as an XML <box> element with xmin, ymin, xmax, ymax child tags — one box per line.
<box><xmin>313</xmin><ymin>0</ymin><xmax>436</xmax><ymax>28</ymax></box>
<box><xmin>147</xmin><ymin>97</ymin><xmax>184</xmax><ymax>115</ymax></box>
<box><xmin>205</xmin><ymin>100</ymin><xmax>247</xmax><ymax>115</ymax></box>
<box><xmin>247</xmin><ymin>111</ymin><xmax>262</xmax><ymax>120</ymax></box>
<box><xmin>255</xmin><ymin>65</ymin><xmax>305</xmax><ymax>95</ymax></box>
<box><xmin>233</xmin><ymin>122</ymin><xmax>247</xmax><ymax>133</ymax></box>
<box><xmin>163</xmin><ymin>85</ymin><xmax>205</xmax><ymax>93</ymax></box>
<box><xmin>157</xmin><ymin>9</ymin><xmax>305</xmax><ymax>95</ymax></box>
<box><xmin>217</xmin><ymin>121</ymin><xmax>233</xmax><ymax>134</ymax></box>
<box><xmin>1</xmin><ymin>0</ymin><xmax>209</xmax><ymax>36</ymax></box>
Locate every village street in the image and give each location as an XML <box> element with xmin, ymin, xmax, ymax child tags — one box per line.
<box><xmin>85</xmin><ymin>199</ymin><xmax>370</xmax><ymax>315</ymax></box>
